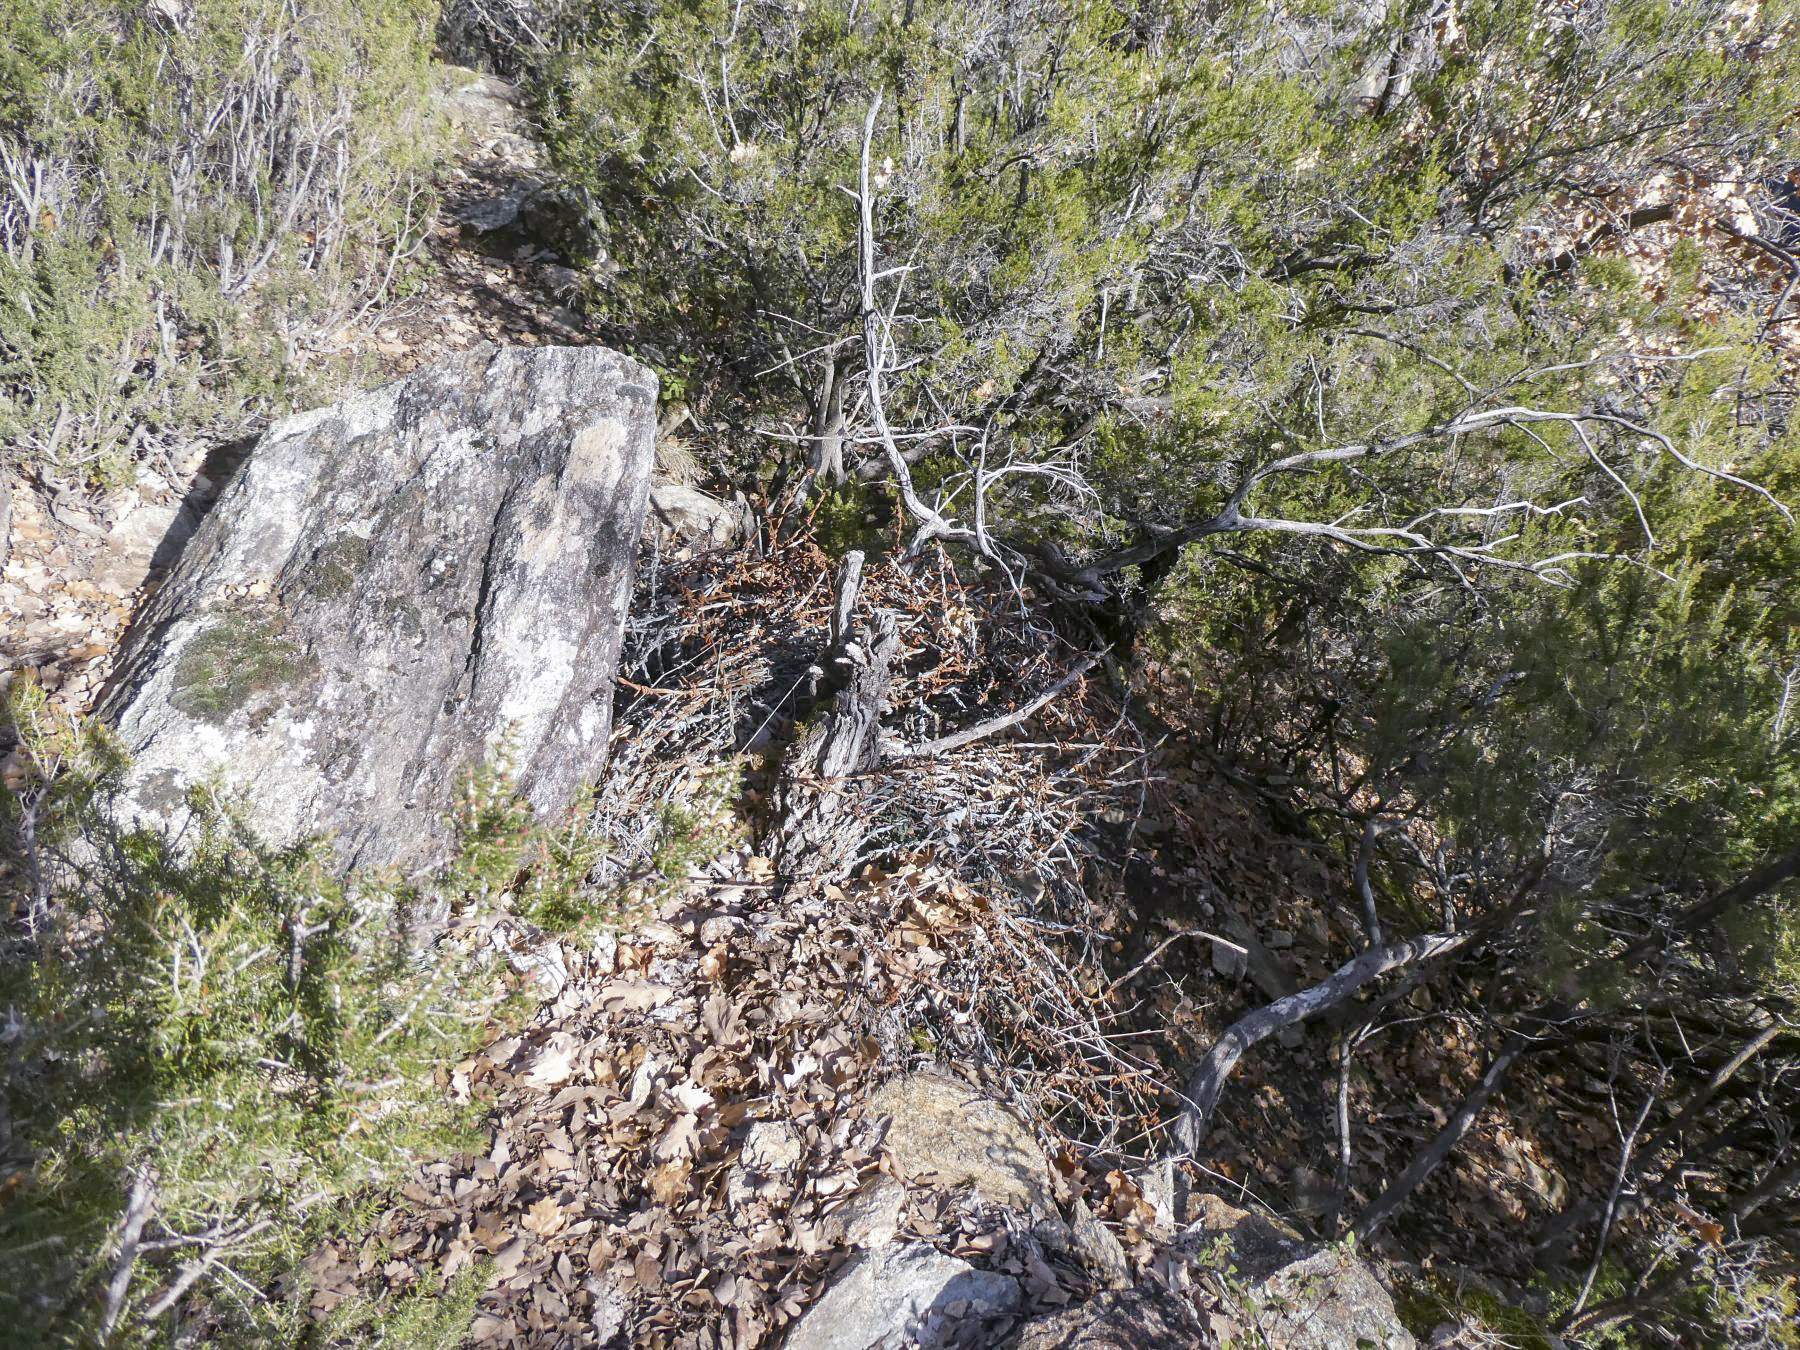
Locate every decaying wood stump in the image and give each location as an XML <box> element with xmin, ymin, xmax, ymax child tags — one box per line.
<box><xmin>771</xmin><ymin>550</ymin><xmax>899</xmax><ymax>878</ymax></box>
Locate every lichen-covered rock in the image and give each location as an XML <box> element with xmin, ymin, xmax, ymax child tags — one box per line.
<box><xmin>647</xmin><ymin>482</ymin><xmax>745</xmax><ymax>550</ymax></box>
<box><xmin>1187</xmin><ymin>1193</ymin><xmax>1416</xmax><ymax>1350</ymax></box>
<box><xmin>864</xmin><ymin>1072</ymin><xmax>1055</xmax><ymax>1216</ymax></box>
<box><xmin>99</xmin><ymin>344</ymin><xmax>656</xmax><ymax>872</ymax></box>
<box><xmin>782</xmin><ymin>1243</ymin><xmax>1019</xmax><ymax>1350</ymax></box>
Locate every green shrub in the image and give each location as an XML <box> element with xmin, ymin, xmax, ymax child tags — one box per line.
<box><xmin>0</xmin><ymin>683</ymin><xmax>606</xmax><ymax>1344</ymax></box>
<box><xmin>0</xmin><ymin>0</ymin><xmax>443</xmax><ymax>486</ymax></box>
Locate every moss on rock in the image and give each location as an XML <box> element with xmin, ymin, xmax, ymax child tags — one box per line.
<box><xmin>170</xmin><ymin>608</ymin><xmax>308</xmax><ymax>723</ymax></box>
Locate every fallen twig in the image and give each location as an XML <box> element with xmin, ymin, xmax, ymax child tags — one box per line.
<box><xmin>892</xmin><ymin>653</ymin><xmax>1103</xmax><ymax>760</ymax></box>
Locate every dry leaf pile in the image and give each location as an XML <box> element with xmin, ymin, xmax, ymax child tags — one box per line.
<box><xmin>323</xmin><ymin>845</ymin><xmax>1151</xmax><ymax>1347</ymax></box>
<box><xmin>308</xmin><ymin>544</ymin><xmax>1197</xmax><ymax>1345</ymax></box>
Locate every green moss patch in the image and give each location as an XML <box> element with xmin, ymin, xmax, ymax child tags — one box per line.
<box><xmin>171</xmin><ymin>608</ymin><xmax>308</xmax><ymax>722</ymax></box>
<box><xmin>303</xmin><ymin>534</ymin><xmax>372</xmax><ymax>601</ymax></box>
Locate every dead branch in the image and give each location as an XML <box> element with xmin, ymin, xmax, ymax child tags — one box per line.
<box><xmin>891</xmin><ymin>652</ymin><xmax>1102</xmax><ymax>759</ymax></box>
<box><xmin>1050</xmin><ymin>402</ymin><xmax>1794</xmax><ymax>596</ymax></box>
<box><xmin>1352</xmin><ymin>846</ymin><xmax>1800</xmax><ymax>1238</ymax></box>
<box><xmin>1353</xmin><ymin>1030</ymin><xmax>1536</xmax><ymax>1238</ymax></box>
<box><xmin>1567</xmin><ymin>1083</ymin><xmax>1662</xmax><ymax>1323</ymax></box>
<box><xmin>1104</xmin><ymin>927</ymin><xmax>1246</xmax><ymax>997</ymax></box>
<box><xmin>772</xmin><ymin>550</ymin><xmax>900</xmax><ymax>875</ymax></box>
<box><xmin>1170</xmin><ymin>927</ymin><xmax>1479</xmax><ymax>1155</ymax></box>
<box><xmin>855</xmin><ymin>94</ymin><xmax>972</xmax><ymax>559</ymax></box>
<box><xmin>98</xmin><ymin>1169</ymin><xmax>157</xmax><ymax>1345</ymax></box>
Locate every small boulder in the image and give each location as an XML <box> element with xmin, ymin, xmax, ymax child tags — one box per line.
<box><xmin>99</xmin><ymin>344</ymin><xmax>657</xmax><ymax>872</ymax></box>
<box><xmin>1211</xmin><ymin>936</ymin><xmax>1247</xmax><ymax>979</ymax></box>
<box><xmin>865</xmin><ymin>1072</ymin><xmax>1054</xmax><ymax>1216</ymax></box>
<box><xmin>783</xmin><ymin>1242</ymin><xmax>1019</xmax><ymax>1350</ymax></box>
<box><xmin>1186</xmin><ymin>1193</ymin><xmax>1416</xmax><ymax>1350</ymax></box>
<box><xmin>824</xmin><ymin>1176</ymin><xmax>907</xmax><ymax>1249</ymax></box>
<box><xmin>727</xmin><ymin>1120</ymin><xmax>806</xmax><ymax>1210</ymax></box>
<box><xmin>647</xmin><ymin>482</ymin><xmax>744</xmax><ymax>550</ymax></box>
<box><xmin>458</xmin><ymin>188</ymin><xmax>526</xmax><ymax>233</ymax></box>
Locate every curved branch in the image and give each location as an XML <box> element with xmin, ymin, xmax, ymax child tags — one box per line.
<box><xmin>1169</xmin><ymin>927</ymin><xmax>1478</xmax><ymax>1156</ymax></box>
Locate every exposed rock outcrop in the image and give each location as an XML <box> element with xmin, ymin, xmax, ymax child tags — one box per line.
<box><xmin>791</xmin><ymin>1076</ymin><xmax>1418</xmax><ymax>1350</ymax></box>
<box><xmin>99</xmin><ymin>343</ymin><xmax>657</xmax><ymax>871</ymax></box>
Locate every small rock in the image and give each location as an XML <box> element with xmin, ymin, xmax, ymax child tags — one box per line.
<box><xmin>1256</xmin><ymin>1247</ymin><xmax>1417</xmax><ymax>1350</ymax></box>
<box><xmin>1264</xmin><ymin>928</ymin><xmax>1296</xmax><ymax>950</ymax></box>
<box><xmin>698</xmin><ymin>914</ymin><xmax>749</xmax><ymax>945</ymax></box>
<box><xmin>742</xmin><ymin>1120</ymin><xmax>804</xmax><ymax>1171</ymax></box>
<box><xmin>1135</xmin><ymin>1158</ymin><xmax>1179</xmax><ymax>1232</ymax></box>
<box><xmin>1212</xmin><ymin>937</ymin><xmax>1247</xmax><ymax>979</ymax></box>
<box><xmin>459</xmin><ymin>189</ymin><xmax>526</xmax><ymax>232</ymax></box>
<box><xmin>99</xmin><ymin>344</ymin><xmax>658</xmax><ymax>873</ymax></box>
<box><xmin>726</xmin><ymin>1120</ymin><xmax>805</xmax><ymax>1209</ymax></box>
<box><xmin>1067</xmin><ymin>1201</ymin><xmax>1132</xmax><ymax>1288</ymax></box>
<box><xmin>1010</xmin><ymin>1287</ymin><xmax>1210</xmax><ymax>1348</ymax></box>
<box><xmin>647</xmin><ymin>482</ymin><xmax>743</xmax><ymax>550</ymax></box>
<box><xmin>783</xmin><ymin>1243</ymin><xmax>1019</xmax><ymax>1350</ymax></box>
<box><xmin>1185</xmin><ymin>1192</ymin><xmax>1415</xmax><ymax>1350</ymax></box>
<box><xmin>827</xmin><ymin>1176</ymin><xmax>906</xmax><ymax>1248</ymax></box>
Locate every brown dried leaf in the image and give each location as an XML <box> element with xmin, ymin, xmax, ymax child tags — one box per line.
<box><xmin>491</xmin><ymin>1235</ymin><xmax>531</xmax><ymax>1282</ymax></box>
<box><xmin>522</xmin><ymin>1195</ymin><xmax>567</xmax><ymax>1237</ymax></box>
<box><xmin>599</xmin><ymin>979</ymin><xmax>675</xmax><ymax>1014</ymax></box>
<box><xmin>652</xmin><ymin>1114</ymin><xmax>701</xmax><ymax>1164</ymax></box>
<box><xmin>647</xmin><ymin>1160</ymin><xmax>693</xmax><ymax>1205</ymax></box>
<box><xmin>703</xmin><ymin>989</ymin><xmax>748</xmax><ymax>1050</ymax></box>
<box><xmin>522</xmin><ymin>1038</ymin><xmax>577</xmax><ymax>1088</ymax></box>
<box><xmin>699</xmin><ymin>940</ymin><xmax>729</xmax><ymax>982</ymax></box>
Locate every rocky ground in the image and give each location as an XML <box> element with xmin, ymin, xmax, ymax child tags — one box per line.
<box><xmin>3</xmin><ymin>64</ymin><xmax>1690</xmax><ymax>1350</ymax></box>
<box><xmin>302</xmin><ymin>538</ymin><xmax>1425</xmax><ymax>1348</ymax></box>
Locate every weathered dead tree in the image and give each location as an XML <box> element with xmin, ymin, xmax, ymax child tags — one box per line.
<box><xmin>771</xmin><ymin>550</ymin><xmax>900</xmax><ymax>877</ymax></box>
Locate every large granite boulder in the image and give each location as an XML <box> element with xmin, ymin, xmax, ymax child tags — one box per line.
<box><xmin>98</xmin><ymin>344</ymin><xmax>656</xmax><ymax>872</ymax></box>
